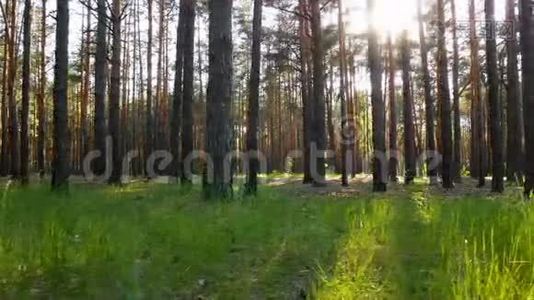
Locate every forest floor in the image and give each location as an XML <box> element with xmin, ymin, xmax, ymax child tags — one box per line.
<box><xmin>0</xmin><ymin>176</ymin><xmax>532</xmax><ymax>298</ymax></box>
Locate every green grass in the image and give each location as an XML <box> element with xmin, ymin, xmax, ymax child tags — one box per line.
<box><xmin>0</xmin><ymin>183</ymin><xmax>351</xmax><ymax>298</ymax></box>
<box><xmin>313</xmin><ymin>184</ymin><xmax>534</xmax><ymax>299</ymax></box>
<box><xmin>0</xmin><ymin>181</ymin><xmax>532</xmax><ymax>298</ymax></box>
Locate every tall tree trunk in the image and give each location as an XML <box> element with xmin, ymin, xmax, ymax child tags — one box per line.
<box><xmin>7</xmin><ymin>0</ymin><xmax>19</xmax><ymax>178</ymax></box>
<box><xmin>80</xmin><ymin>0</ymin><xmax>91</xmax><ymax>172</ymax></box>
<box><xmin>417</xmin><ymin>0</ymin><xmax>437</xmax><ymax>184</ymax></box>
<box><xmin>485</xmin><ymin>0</ymin><xmax>504</xmax><ymax>192</ymax></box>
<box><xmin>108</xmin><ymin>0</ymin><xmax>122</xmax><ymax>184</ymax></box>
<box><xmin>368</xmin><ymin>0</ymin><xmax>387</xmax><ymax>191</ymax></box>
<box><xmin>52</xmin><ymin>0</ymin><xmax>70</xmax><ymax>190</ymax></box>
<box><xmin>155</xmin><ymin>0</ymin><xmax>165</xmax><ymax>152</ymax></box>
<box><xmin>20</xmin><ymin>0</ymin><xmax>32</xmax><ymax>184</ymax></box>
<box><xmin>94</xmin><ymin>0</ymin><xmax>108</xmax><ymax>176</ymax></box>
<box><xmin>181</xmin><ymin>0</ymin><xmax>195</xmax><ymax>184</ymax></box>
<box><xmin>505</xmin><ymin>0</ymin><xmax>523</xmax><ymax>184</ymax></box>
<box><xmin>338</xmin><ymin>0</ymin><xmax>349</xmax><ymax>186</ymax></box>
<box><xmin>203</xmin><ymin>0</ymin><xmax>233</xmax><ymax>199</ymax></box>
<box><xmin>520</xmin><ymin>0</ymin><xmax>534</xmax><ymax>197</ymax></box>
<box><xmin>145</xmin><ymin>0</ymin><xmax>154</xmax><ymax>177</ymax></box>
<box><xmin>135</xmin><ymin>0</ymin><xmax>145</xmax><ymax>175</ymax></box>
<box><xmin>37</xmin><ymin>0</ymin><xmax>47</xmax><ymax>178</ymax></box>
<box><xmin>0</xmin><ymin>19</ymin><xmax>8</xmax><ymax>176</ymax></box>
<box><xmin>327</xmin><ymin>64</ymin><xmax>337</xmax><ymax>172</ymax></box>
<box><xmin>401</xmin><ymin>31</ymin><xmax>416</xmax><ymax>184</ymax></box>
<box><xmin>387</xmin><ymin>35</ymin><xmax>397</xmax><ymax>183</ymax></box>
<box><xmin>436</xmin><ymin>0</ymin><xmax>454</xmax><ymax>188</ymax></box>
<box><xmin>310</xmin><ymin>0</ymin><xmax>327</xmax><ymax>186</ymax></box>
<box><xmin>298</xmin><ymin>0</ymin><xmax>312</xmax><ymax>184</ymax></box>
<box><xmin>451</xmin><ymin>0</ymin><xmax>462</xmax><ymax>182</ymax></box>
<box><xmin>245</xmin><ymin>0</ymin><xmax>262</xmax><ymax>194</ymax></box>
<box><xmin>171</xmin><ymin>1</ymin><xmax>186</xmax><ymax>179</ymax></box>
<box><xmin>469</xmin><ymin>0</ymin><xmax>485</xmax><ymax>186</ymax></box>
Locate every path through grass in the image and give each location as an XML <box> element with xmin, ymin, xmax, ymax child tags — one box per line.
<box><xmin>0</xmin><ymin>181</ymin><xmax>532</xmax><ymax>298</ymax></box>
<box><xmin>314</xmin><ymin>184</ymin><xmax>534</xmax><ymax>299</ymax></box>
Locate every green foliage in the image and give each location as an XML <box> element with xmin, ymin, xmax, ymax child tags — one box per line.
<box><xmin>0</xmin><ymin>182</ymin><xmax>532</xmax><ymax>298</ymax></box>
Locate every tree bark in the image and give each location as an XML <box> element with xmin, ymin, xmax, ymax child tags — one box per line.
<box><xmin>310</xmin><ymin>0</ymin><xmax>327</xmax><ymax>186</ymax></box>
<box><xmin>520</xmin><ymin>0</ymin><xmax>534</xmax><ymax>197</ymax></box>
<box><xmin>108</xmin><ymin>0</ymin><xmax>122</xmax><ymax>184</ymax></box>
<box><xmin>451</xmin><ymin>0</ymin><xmax>462</xmax><ymax>182</ymax></box>
<box><xmin>401</xmin><ymin>31</ymin><xmax>416</xmax><ymax>184</ymax></box>
<box><xmin>0</xmin><ymin>18</ymin><xmax>8</xmax><ymax>177</ymax></box>
<box><xmin>203</xmin><ymin>0</ymin><xmax>233</xmax><ymax>199</ymax></box>
<box><xmin>37</xmin><ymin>0</ymin><xmax>47</xmax><ymax>178</ymax></box>
<box><xmin>245</xmin><ymin>0</ymin><xmax>262</xmax><ymax>194</ymax></box>
<box><xmin>298</xmin><ymin>0</ymin><xmax>312</xmax><ymax>184</ymax></box>
<box><xmin>181</xmin><ymin>0</ymin><xmax>196</xmax><ymax>184</ymax></box>
<box><xmin>155</xmin><ymin>0</ymin><xmax>166</xmax><ymax>152</ymax></box>
<box><xmin>505</xmin><ymin>0</ymin><xmax>523</xmax><ymax>184</ymax></box>
<box><xmin>20</xmin><ymin>0</ymin><xmax>32</xmax><ymax>184</ymax></box>
<box><xmin>171</xmin><ymin>1</ymin><xmax>186</xmax><ymax>180</ymax></box>
<box><xmin>485</xmin><ymin>0</ymin><xmax>504</xmax><ymax>192</ymax></box>
<box><xmin>387</xmin><ymin>35</ymin><xmax>397</xmax><ymax>183</ymax></box>
<box><xmin>417</xmin><ymin>0</ymin><xmax>437</xmax><ymax>184</ymax></box>
<box><xmin>7</xmin><ymin>0</ymin><xmax>19</xmax><ymax>178</ymax></box>
<box><xmin>52</xmin><ymin>0</ymin><xmax>70</xmax><ymax>190</ymax></box>
<box><xmin>338</xmin><ymin>0</ymin><xmax>349</xmax><ymax>186</ymax></box>
<box><xmin>145</xmin><ymin>0</ymin><xmax>154</xmax><ymax>177</ymax></box>
<box><xmin>436</xmin><ymin>0</ymin><xmax>454</xmax><ymax>188</ymax></box>
<box><xmin>80</xmin><ymin>0</ymin><xmax>91</xmax><ymax>173</ymax></box>
<box><xmin>94</xmin><ymin>0</ymin><xmax>108</xmax><ymax>176</ymax></box>
<box><xmin>368</xmin><ymin>0</ymin><xmax>387</xmax><ymax>191</ymax></box>
<box><xmin>469</xmin><ymin>0</ymin><xmax>485</xmax><ymax>187</ymax></box>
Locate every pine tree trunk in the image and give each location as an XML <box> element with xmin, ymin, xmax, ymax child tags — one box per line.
<box><xmin>203</xmin><ymin>0</ymin><xmax>233</xmax><ymax>199</ymax></box>
<box><xmin>181</xmin><ymin>0</ymin><xmax>196</xmax><ymax>184</ymax></box>
<box><xmin>338</xmin><ymin>0</ymin><xmax>349</xmax><ymax>186</ymax></box>
<box><xmin>401</xmin><ymin>31</ymin><xmax>416</xmax><ymax>184</ymax></box>
<box><xmin>368</xmin><ymin>0</ymin><xmax>387</xmax><ymax>191</ymax></box>
<box><xmin>310</xmin><ymin>0</ymin><xmax>327</xmax><ymax>186</ymax></box>
<box><xmin>451</xmin><ymin>0</ymin><xmax>462</xmax><ymax>182</ymax></box>
<box><xmin>52</xmin><ymin>0</ymin><xmax>70</xmax><ymax>190</ymax></box>
<box><xmin>327</xmin><ymin>64</ymin><xmax>337</xmax><ymax>172</ymax></box>
<box><xmin>417</xmin><ymin>0</ymin><xmax>437</xmax><ymax>184</ymax></box>
<box><xmin>145</xmin><ymin>0</ymin><xmax>154</xmax><ymax>177</ymax></box>
<box><xmin>505</xmin><ymin>0</ymin><xmax>523</xmax><ymax>184</ymax></box>
<box><xmin>0</xmin><ymin>22</ymin><xmax>8</xmax><ymax>177</ymax></box>
<box><xmin>485</xmin><ymin>0</ymin><xmax>504</xmax><ymax>192</ymax></box>
<box><xmin>94</xmin><ymin>0</ymin><xmax>108</xmax><ymax>176</ymax></box>
<box><xmin>298</xmin><ymin>0</ymin><xmax>312</xmax><ymax>184</ymax></box>
<box><xmin>171</xmin><ymin>1</ymin><xmax>186</xmax><ymax>179</ymax></box>
<box><xmin>245</xmin><ymin>0</ymin><xmax>262</xmax><ymax>194</ymax></box>
<box><xmin>520</xmin><ymin>0</ymin><xmax>534</xmax><ymax>196</ymax></box>
<box><xmin>155</xmin><ymin>0</ymin><xmax>167</xmax><ymax>153</ymax></box>
<box><xmin>37</xmin><ymin>0</ymin><xmax>47</xmax><ymax>178</ymax></box>
<box><xmin>20</xmin><ymin>0</ymin><xmax>31</xmax><ymax>184</ymax></box>
<box><xmin>7</xmin><ymin>0</ymin><xmax>19</xmax><ymax>178</ymax></box>
<box><xmin>81</xmin><ymin>0</ymin><xmax>91</xmax><ymax>172</ymax></box>
<box><xmin>436</xmin><ymin>0</ymin><xmax>454</xmax><ymax>188</ymax></box>
<box><xmin>469</xmin><ymin>0</ymin><xmax>485</xmax><ymax>186</ymax></box>
<box><xmin>387</xmin><ymin>35</ymin><xmax>397</xmax><ymax>183</ymax></box>
<box><xmin>108</xmin><ymin>0</ymin><xmax>122</xmax><ymax>184</ymax></box>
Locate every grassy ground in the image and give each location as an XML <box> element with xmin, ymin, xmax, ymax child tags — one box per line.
<box><xmin>0</xmin><ymin>179</ymin><xmax>532</xmax><ymax>298</ymax></box>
